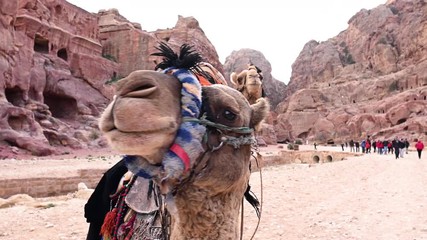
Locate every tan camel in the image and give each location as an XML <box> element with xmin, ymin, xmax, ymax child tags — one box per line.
<box><xmin>98</xmin><ymin>45</ymin><xmax>269</xmax><ymax>239</ymax></box>
<box><xmin>230</xmin><ymin>64</ymin><xmax>264</xmax><ymax>104</ymax></box>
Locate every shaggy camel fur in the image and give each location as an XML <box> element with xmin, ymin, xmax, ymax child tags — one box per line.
<box><xmin>98</xmin><ymin>48</ymin><xmax>269</xmax><ymax>239</ymax></box>
<box><xmin>230</xmin><ymin>64</ymin><xmax>264</xmax><ymax>104</ymax></box>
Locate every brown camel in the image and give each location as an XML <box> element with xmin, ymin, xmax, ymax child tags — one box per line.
<box><xmin>98</xmin><ymin>45</ymin><xmax>269</xmax><ymax>239</ymax></box>
<box><xmin>230</xmin><ymin>64</ymin><xmax>264</xmax><ymax>104</ymax></box>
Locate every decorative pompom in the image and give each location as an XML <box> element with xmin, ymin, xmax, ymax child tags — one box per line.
<box><xmin>100</xmin><ymin>208</ymin><xmax>118</xmax><ymax>240</ymax></box>
<box><xmin>151</xmin><ymin>42</ymin><xmax>203</xmax><ymax>71</ymax></box>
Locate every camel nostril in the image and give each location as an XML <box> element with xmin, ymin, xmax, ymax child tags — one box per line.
<box><xmin>134</xmin><ymin>83</ymin><xmax>155</xmax><ymax>92</ymax></box>
<box><xmin>124</xmin><ymin>83</ymin><xmax>157</xmax><ymax>98</ymax></box>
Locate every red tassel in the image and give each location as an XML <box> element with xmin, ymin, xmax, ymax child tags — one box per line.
<box><xmin>100</xmin><ymin>208</ymin><xmax>118</xmax><ymax>239</ymax></box>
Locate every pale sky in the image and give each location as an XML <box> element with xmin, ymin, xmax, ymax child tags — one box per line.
<box><xmin>67</xmin><ymin>0</ymin><xmax>386</xmax><ymax>83</ymax></box>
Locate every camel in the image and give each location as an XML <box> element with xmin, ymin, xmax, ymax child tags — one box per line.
<box><xmin>230</xmin><ymin>64</ymin><xmax>264</xmax><ymax>104</ymax></box>
<box><xmin>97</xmin><ymin>43</ymin><xmax>270</xmax><ymax>239</ymax></box>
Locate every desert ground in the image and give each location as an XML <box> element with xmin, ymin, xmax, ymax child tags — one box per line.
<box><xmin>0</xmin><ymin>145</ymin><xmax>427</xmax><ymax>240</ymax></box>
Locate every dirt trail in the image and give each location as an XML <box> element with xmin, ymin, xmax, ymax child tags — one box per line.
<box><xmin>0</xmin><ymin>146</ymin><xmax>427</xmax><ymax>240</ymax></box>
<box><xmin>243</xmin><ymin>152</ymin><xmax>427</xmax><ymax>240</ymax></box>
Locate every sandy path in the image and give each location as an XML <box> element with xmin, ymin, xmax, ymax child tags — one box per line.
<box><xmin>1</xmin><ymin>147</ymin><xmax>427</xmax><ymax>240</ymax></box>
<box><xmin>243</xmin><ymin>151</ymin><xmax>427</xmax><ymax>240</ymax></box>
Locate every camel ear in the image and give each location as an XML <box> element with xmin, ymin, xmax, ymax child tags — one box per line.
<box><xmin>250</xmin><ymin>98</ymin><xmax>270</xmax><ymax>131</ymax></box>
<box><xmin>230</xmin><ymin>72</ymin><xmax>238</xmax><ymax>86</ymax></box>
<box><xmin>230</xmin><ymin>70</ymin><xmax>247</xmax><ymax>90</ymax></box>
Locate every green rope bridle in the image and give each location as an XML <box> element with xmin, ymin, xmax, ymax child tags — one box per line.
<box><xmin>182</xmin><ymin>115</ymin><xmax>256</xmax><ymax>151</ymax></box>
<box><xmin>181</xmin><ymin>114</ymin><xmax>262</xmax><ymax>240</ymax></box>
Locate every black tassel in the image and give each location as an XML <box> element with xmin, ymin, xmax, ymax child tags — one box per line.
<box><xmin>151</xmin><ymin>42</ymin><xmax>221</xmax><ymax>85</ymax></box>
<box><xmin>151</xmin><ymin>42</ymin><xmax>203</xmax><ymax>70</ymax></box>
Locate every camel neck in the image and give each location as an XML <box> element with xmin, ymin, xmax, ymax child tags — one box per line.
<box><xmin>171</xmin><ymin>189</ymin><xmax>246</xmax><ymax>239</ymax></box>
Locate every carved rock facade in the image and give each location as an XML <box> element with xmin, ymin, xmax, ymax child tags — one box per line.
<box><xmin>0</xmin><ymin>0</ymin><xmax>119</xmax><ymax>156</ymax></box>
<box><xmin>0</xmin><ymin>0</ymin><xmax>223</xmax><ymax>157</ymax></box>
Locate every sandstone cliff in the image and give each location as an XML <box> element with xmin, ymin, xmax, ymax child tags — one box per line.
<box><xmin>97</xmin><ymin>9</ymin><xmax>223</xmax><ymax>80</ymax></box>
<box><xmin>0</xmin><ymin>0</ymin><xmax>225</xmax><ymax>157</ymax></box>
<box><xmin>0</xmin><ymin>0</ymin><xmax>119</xmax><ymax>156</ymax></box>
<box><xmin>276</xmin><ymin>0</ymin><xmax>427</xmax><ymax>144</ymax></box>
<box><xmin>3</xmin><ymin>0</ymin><xmax>426</xmax><ymax>156</ymax></box>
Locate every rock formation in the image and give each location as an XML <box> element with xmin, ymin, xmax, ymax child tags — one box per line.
<box><xmin>276</xmin><ymin>0</ymin><xmax>427</xmax><ymax>144</ymax></box>
<box><xmin>0</xmin><ymin>0</ymin><xmax>225</xmax><ymax>157</ymax></box>
<box><xmin>98</xmin><ymin>10</ymin><xmax>223</xmax><ymax>80</ymax></box>
<box><xmin>3</xmin><ymin>0</ymin><xmax>427</xmax><ymax>156</ymax></box>
<box><xmin>0</xmin><ymin>0</ymin><xmax>119</xmax><ymax>156</ymax></box>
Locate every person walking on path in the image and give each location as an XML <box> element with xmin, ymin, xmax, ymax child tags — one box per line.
<box><xmin>373</xmin><ymin>139</ymin><xmax>377</xmax><ymax>153</ymax></box>
<box><xmin>399</xmin><ymin>139</ymin><xmax>405</xmax><ymax>158</ymax></box>
<box><xmin>404</xmin><ymin>138</ymin><xmax>410</xmax><ymax>154</ymax></box>
<box><xmin>392</xmin><ymin>138</ymin><xmax>400</xmax><ymax>159</ymax></box>
<box><xmin>388</xmin><ymin>141</ymin><xmax>393</xmax><ymax>154</ymax></box>
<box><xmin>365</xmin><ymin>140</ymin><xmax>371</xmax><ymax>154</ymax></box>
<box><xmin>361</xmin><ymin>140</ymin><xmax>366</xmax><ymax>153</ymax></box>
<box><xmin>415</xmin><ymin>139</ymin><xmax>424</xmax><ymax>159</ymax></box>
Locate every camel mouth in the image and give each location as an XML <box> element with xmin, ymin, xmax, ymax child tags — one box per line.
<box><xmin>105</xmin><ymin>129</ymin><xmax>163</xmax><ymax>142</ymax></box>
<box><xmin>107</xmin><ymin>125</ymin><xmax>174</xmax><ymax>135</ymax></box>
<box><xmin>101</xmin><ymin>122</ymin><xmax>169</xmax><ymax>135</ymax></box>
<box><xmin>101</xmin><ymin>114</ymin><xmax>179</xmax><ymax>134</ymax></box>
<box><xmin>103</xmin><ymin>118</ymin><xmax>179</xmax><ymax>142</ymax></box>
<box><xmin>104</xmin><ymin>128</ymin><xmax>176</xmax><ymax>158</ymax></box>
<box><xmin>100</xmin><ymin>115</ymin><xmax>180</xmax><ymax>157</ymax></box>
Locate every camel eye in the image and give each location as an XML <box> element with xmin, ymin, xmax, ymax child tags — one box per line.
<box><xmin>223</xmin><ymin>110</ymin><xmax>236</xmax><ymax>121</ymax></box>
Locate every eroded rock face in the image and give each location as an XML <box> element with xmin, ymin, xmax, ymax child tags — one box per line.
<box><xmin>0</xmin><ymin>1</ymin><xmax>230</xmax><ymax>157</ymax></box>
<box><xmin>0</xmin><ymin>0</ymin><xmax>121</xmax><ymax>156</ymax></box>
<box><xmin>5</xmin><ymin>0</ymin><xmax>426</xmax><ymax>156</ymax></box>
<box><xmin>277</xmin><ymin>0</ymin><xmax>427</xmax><ymax>144</ymax></box>
<box><xmin>99</xmin><ymin>11</ymin><xmax>224</xmax><ymax>80</ymax></box>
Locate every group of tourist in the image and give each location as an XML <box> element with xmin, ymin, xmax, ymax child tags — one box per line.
<box><xmin>341</xmin><ymin>136</ymin><xmax>424</xmax><ymax>159</ymax></box>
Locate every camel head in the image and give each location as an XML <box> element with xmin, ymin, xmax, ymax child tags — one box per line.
<box><xmin>98</xmin><ymin>43</ymin><xmax>270</xmax><ymax>239</ymax></box>
<box><xmin>230</xmin><ymin>64</ymin><xmax>264</xmax><ymax>104</ymax></box>
<box><xmin>98</xmin><ymin>70</ymin><xmax>182</xmax><ymax>164</ymax></box>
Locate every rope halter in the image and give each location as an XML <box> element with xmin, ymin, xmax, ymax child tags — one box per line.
<box><xmin>182</xmin><ymin>115</ymin><xmax>256</xmax><ymax>151</ymax></box>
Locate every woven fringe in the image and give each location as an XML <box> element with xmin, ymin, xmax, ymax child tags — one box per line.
<box><xmin>100</xmin><ymin>208</ymin><xmax>118</xmax><ymax>240</ymax></box>
<box><xmin>130</xmin><ymin>212</ymin><xmax>164</xmax><ymax>240</ymax></box>
<box><xmin>117</xmin><ymin>213</ymin><xmax>136</xmax><ymax>240</ymax></box>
